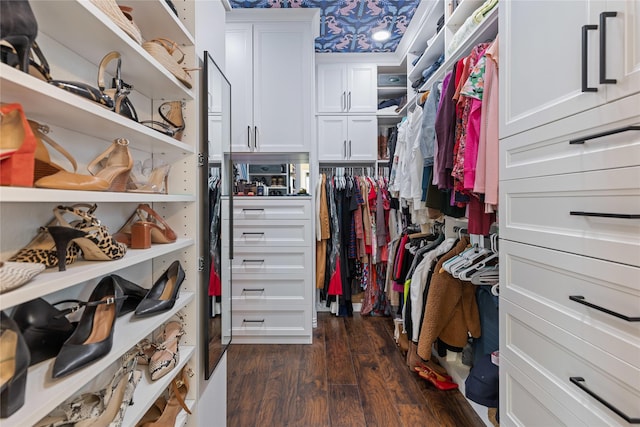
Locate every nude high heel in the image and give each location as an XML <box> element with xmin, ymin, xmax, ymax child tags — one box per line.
<box><xmin>139</xmin><ymin>367</ymin><xmax>192</xmax><ymax>427</ymax></box>
<box><xmin>114</xmin><ymin>204</ymin><xmax>177</xmax><ymax>248</ymax></box>
<box><xmin>29</xmin><ymin>120</ymin><xmax>78</xmax><ymax>182</ymax></box>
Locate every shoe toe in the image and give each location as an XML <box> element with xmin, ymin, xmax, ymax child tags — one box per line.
<box><xmin>134</xmin><ymin>298</ymin><xmax>173</xmax><ymax>317</ymax></box>
<box><xmin>52</xmin><ymin>341</ymin><xmax>110</xmax><ymax>378</ymax></box>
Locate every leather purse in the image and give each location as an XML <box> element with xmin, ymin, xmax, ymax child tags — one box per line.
<box><xmin>50</xmin><ymin>51</ymin><xmax>138</xmax><ymax>121</ymax></box>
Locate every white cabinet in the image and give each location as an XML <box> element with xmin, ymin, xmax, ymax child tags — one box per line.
<box><xmin>499</xmin><ymin>2</ymin><xmax>640</xmax><ymax>424</ymax></box>
<box><xmin>317</xmin><ymin>116</ymin><xmax>377</xmax><ymax>162</ymax></box>
<box><xmin>500</xmin><ymin>0</ymin><xmax>640</xmax><ymax>138</ymax></box>
<box><xmin>222</xmin><ymin>197</ymin><xmax>313</xmax><ymax>344</ymax></box>
<box><xmin>225</xmin><ymin>10</ymin><xmax>317</xmax><ymax>153</ymax></box>
<box><xmin>0</xmin><ymin>1</ymin><xmax>203</xmax><ymax>426</ymax></box>
<box><xmin>317</xmin><ymin>63</ymin><xmax>377</xmax><ymax>113</ymax></box>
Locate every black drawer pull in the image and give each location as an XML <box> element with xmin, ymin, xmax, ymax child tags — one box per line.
<box><xmin>242</xmin><ymin>208</ymin><xmax>265</xmax><ymax>212</ymax></box>
<box><xmin>570</xmin><ymin>211</ymin><xmax>640</xmax><ymax>219</ymax></box>
<box><xmin>570</xmin><ymin>377</ymin><xmax>640</xmax><ymax>423</ymax></box>
<box><xmin>599</xmin><ymin>11</ymin><xmax>617</xmax><ymax>84</ymax></box>
<box><xmin>242</xmin><ymin>232</ymin><xmax>264</xmax><ymax>236</ymax></box>
<box><xmin>569</xmin><ymin>125</ymin><xmax>640</xmax><ymax>144</ymax></box>
<box><xmin>243</xmin><ymin>319</ymin><xmax>265</xmax><ymax>323</ymax></box>
<box><xmin>581</xmin><ymin>24</ymin><xmax>598</xmax><ymax>92</ymax></box>
<box><xmin>242</xmin><ymin>259</ymin><xmax>264</xmax><ymax>263</ymax></box>
<box><xmin>242</xmin><ymin>288</ymin><xmax>265</xmax><ymax>292</ymax></box>
<box><xmin>569</xmin><ymin>295</ymin><xmax>640</xmax><ymax>322</ymax></box>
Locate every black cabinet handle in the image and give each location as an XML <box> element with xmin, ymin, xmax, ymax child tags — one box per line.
<box><xmin>242</xmin><ymin>288</ymin><xmax>265</xmax><ymax>292</ymax></box>
<box><xmin>247</xmin><ymin>125</ymin><xmax>251</xmax><ymax>148</ymax></box>
<box><xmin>241</xmin><ymin>232</ymin><xmax>265</xmax><ymax>236</ymax></box>
<box><xmin>569</xmin><ymin>295</ymin><xmax>640</xmax><ymax>322</ymax></box>
<box><xmin>254</xmin><ymin>126</ymin><xmax>258</xmax><ymax>151</ymax></box>
<box><xmin>582</xmin><ymin>24</ymin><xmax>598</xmax><ymax>92</ymax></box>
<box><xmin>242</xmin><ymin>208</ymin><xmax>264</xmax><ymax>212</ymax></box>
<box><xmin>570</xmin><ymin>211</ymin><xmax>640</xmax><ymax>219</ymax></box>
<box><xmin>599</xmin><ymin>11</ymin><xmax>618</xmax><ymax>84</ymax></box>
<box><xmin>242</xmin><ymin>259</ymin><xmax>265</xmax><ymax>263</ymax></box>
<box><xmin>570</xmin><ymin>377</ymin><xmax>640</xmax><ymax>423</ymax></box>
<box><xmin>242</xmin><ymin>319</ymin><xmax>265</xmax><ymax>323</ymax></box>
<box><xmin>569</xmin><ymin>125</ymin><xmax>640</xmax><ymax>144</ymax></box>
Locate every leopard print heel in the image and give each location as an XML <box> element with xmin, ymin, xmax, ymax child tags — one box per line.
<box><xmin>47</xmin><ymin>204</ymin><xmax>127</xmax><ymax>271</ymax></box>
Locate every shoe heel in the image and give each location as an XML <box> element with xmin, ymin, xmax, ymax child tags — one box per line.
<box><xmin>107</xmin><ymin>170</ymin><xmax>131</xmax><ymax>192</ymax></box>
<box><xmin>131</xmin><ymin>222</ymin><xmax>152</xmax><ymax>249</ymax></box>
<box><xmin>47</xmin><ymin>226</ymin><xmax>86</xmax><ymax>272</ymax></box>
<box><xmin>2</xmin><ymin>35</ymin><xmax>31</xmax><ymax>72</ymax></box>
<box><xmin>0</xmin><ymin>368</ymin><xmax>27</xmax><ymax>418</ymax></box>
<box><xmin>0</xmin><ymin>151</ymin><xmax>34</xmax><ymax>187</ymax></box>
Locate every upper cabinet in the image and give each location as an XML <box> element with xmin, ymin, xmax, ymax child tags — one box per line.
<box><xmin>317</xmin><ymin>63</ymin><xmax>377</xmax><ymax>113</ymax></box>
<box><xmin>225</xmin><ymin>10</ymin><xmax>319</xmax><ymax>153</ymax></box>
<box><xmin>500</xmin><ymin>0</ymin><xmax>640</xmax><ymax>138</ymax></box>
<box><xmin>317</xmin><ymin>115</ymin><xmax>377</xmax><ymax>162</ymax></box>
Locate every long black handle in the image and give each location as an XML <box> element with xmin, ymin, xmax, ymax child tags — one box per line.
<box><xmin>241</xmin><ymin>232</ymin><xmax>265</xmax><ymax>236</ymax></box>
<box><xmin>570</xmin><ymin>377</ymin><xmax>640</xmax><ymax>423</ymax></box>
<box><xmin>570</xmin><ymin>211</ymin><xmax>640</xmax><ymax>219</ymax></box>
<box><xmin>247</xmin><ymin>125</ymin><xmax>251</xmax><ymax>148</ymax></box>
<box><xmin>242</xmin><ymin>259</ymin><xmax>265</xmax><ymax>263</ymax></box>
<box><xmin>582</xmin><ymin>24</ymin><xmax>598</xmax><ymax>92</ymax></box>
<box><xmin>242</xmin><ymin>288</ymin><xmax>265</xmax><ymax>292</ymax></box>
<box><xmin>243</xmin><ymin>319</ymin><xmax>265</xmax><ymax>323</ymax></box>
<box><xmin>569</xmin><ymin>125</ymin><xmax>640</xmax><ymax>144</ymax></box>
<box><xmin>569</xmin><ymin>295</ymin><xmax>640</xmax><ymax>322</ymax></box>
<box><xmin>599</xmin><ymin>11</ymin><xmax>618</xmax><ymax>84</ymax></box>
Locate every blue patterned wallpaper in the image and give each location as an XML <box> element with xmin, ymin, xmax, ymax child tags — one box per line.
<box><xmin>229</xmin><ymin>0</ymin><xmax>421</xmax><ymax>53</ymax></box>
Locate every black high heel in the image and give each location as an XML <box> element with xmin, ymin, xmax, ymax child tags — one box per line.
<box><xmin>135</xmin><ymin>260</ymin><xmax>185</xmax><ymax>317</ymax></box>
<box><xmin>0</xmin><ymin>0</ymin><xmax>38</xmax><ymax>73</ymax></box>
<box><xmin>0</xmin><ymin>311</ymin><xmax>30</xmax><ymax>418</ymax></box>
<box><xmin>51</xmin><ymin>276</ymin><xmax>126</xmax><ymax>378</ymax></box>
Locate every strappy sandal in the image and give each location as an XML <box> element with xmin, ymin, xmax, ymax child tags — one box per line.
<box><xmin>141</xmin><ymin>101</ymin><xmax>185</xmax><ymax>140</ymax></box>
<box><xmin>114</xmin><ymin>203</ymin><xmax>177</xmax><ymax>248</ymax></box>
<box><xmin>142</xmin><ymin>38</ymin><xmax>196</xmax><ymax>88</ymax></box>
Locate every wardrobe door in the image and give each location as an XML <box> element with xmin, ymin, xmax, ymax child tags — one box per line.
<box><xmin>347</xmin><ymin>116</ymin><xmax>377</xmax><ymax>162</ymax></box>
<box><xmin>346</xmin><ymin>64</ymin><xmax>377</xmax><ymax>113</ymax></box>
<box><xmin>225</xmin><ymin>23</ymin><xmax>253</xmax><ymax>153</ymax></box>
<box><xmin>603</xmin><ymin>0</ymin><xmax>640</xmax><ymax>102</ymax></box>
<box><xmin>317</xmin><ymin>63</ymin><xmax>348</xmax><ymax>113</ymax></box>
<box><xmin>317</xmin><ymin>116</ymin><xmax>348</xmax><ymax>161</ymax></box>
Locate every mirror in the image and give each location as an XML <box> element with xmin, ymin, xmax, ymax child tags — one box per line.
<box><xmin>202</xmin><ymin>51</ymin><xmax>232</xmax><ymax>379</ymax></box>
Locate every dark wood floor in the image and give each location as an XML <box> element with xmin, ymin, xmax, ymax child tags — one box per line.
<box><xmin>227</xmin><ymin>313</ymin><xmax>485</xmax><ymax>427</ymax></box>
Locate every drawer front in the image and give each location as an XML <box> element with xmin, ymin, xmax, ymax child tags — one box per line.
<box><xmin>500</xmin><ymin>167</ymin><xmax>640</xmax><ymax>266</ymax></box>
<box><xmin>232</xmin><ymin>273</ymin><xmax>309</xmax><ymax>302</ymax></box>
<box><xmin>500</xmin><ymin>96</ymin><xmax>640</xmax><ymax>181</ymax></box>
<box><xmin>232</xmin><ymin>308</ymin><xmax>311</xmax><ymax>336</ymax></box>
<box><xmin>501</xmin><ymin>300</ymin><xmax>640</xmax><ymax>426</ymax></box>
<box><xmin>223</xmin><ymin>197</ymin><xmax>311</xmax><ymax>220</ymax></box>
<box><xmin>223</xmin><ymin>219</ymin><xmax>310</xmax><ymax>247</ymax></box>
<box><xmin>500</xmin><ymin>240</ymin><xmax>640</xmax><ymax>368</ymax></box>
<box><xmin>500</xmin><ymin>357</ymin><xmax>585</xmax><ymax>427</ymax></box>
<box><xmin>230</xmin><ymin>247</ymin><xmax>310</xmax><ymax>275</ymax></box>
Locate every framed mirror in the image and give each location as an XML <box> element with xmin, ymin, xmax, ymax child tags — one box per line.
<box><xmin>202</xmin><ymin>51</ymin><xmax>232</xmax><ymax>379</ymax></box>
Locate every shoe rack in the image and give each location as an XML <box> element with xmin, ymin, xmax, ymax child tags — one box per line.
<box><xmin>0</xmin><ymin>1</ymin><xmax>201</xmax><ymax>426</ymax></box>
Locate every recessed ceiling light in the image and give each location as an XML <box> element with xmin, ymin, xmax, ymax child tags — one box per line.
<box><xmin>372</xmin><ymin>30</ymin><xmax>391</xmax><ymax>41</ymax></box>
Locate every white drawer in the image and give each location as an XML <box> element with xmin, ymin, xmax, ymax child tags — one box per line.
<box><xmin>500</xmin><ymin>97</ymin><xmax>640</xmax><ymax>181</ymax></box>
<box><xmin>500</xmin><ymin>357</ymin><xmax>585</xmax><ymax>427</ymax></box>
<box><xmin>223</xmin><ymin>219</ymin><xmax>310</xmax><ymax>247</ymax></box>
<box><xmin>231</xmin><ymin>273</ymin><xmax>309</xmax><ymax>302</ymax></box>
<box><xmin>223</xmin><ymin>197</ymin><xmax>311</xmax><ymax>220</ymax></box>
<box><xmin>232</xmin><ymin>308</ymin><xmax>311</xmax><ymax>338</ymax></box>
<box><xmin>501</xmin><ymin>300</ymin><xmax>640</xmax><ymax>426</ymax></box>
<box><xmin>500</xmin><ymin>166</ymin><xmax>640</xmax><ymax>266</ymax></box>
<box><xmin>230</xmin><ymin>246</ymin><xmax>310</xmax><ymax>275</ymax></box>
<box><xmin>500</xmin><ymin>240</ymin><xmax>640</xmax><ymax>368</ymax></box>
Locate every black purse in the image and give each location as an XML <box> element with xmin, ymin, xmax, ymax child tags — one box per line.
<box><xmin>50</xmin><ymin>51</ymin><xmax>138</xmax><ymax>122</ymax></box>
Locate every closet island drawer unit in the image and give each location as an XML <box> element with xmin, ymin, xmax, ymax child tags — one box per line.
<box><xmin>223</xmin><ymin>197</ymin><xmax>313</xmax><ymax>344</ymax></box>
<box><xmin>502</xmin><ymin>300</ymin><xmax>640</xmax><ymax>427</ymax></box>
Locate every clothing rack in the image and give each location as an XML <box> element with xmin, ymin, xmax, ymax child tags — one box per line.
<box><xmin>319</xmin><ymin>165</ymin><xmax>374</xmax><ymax>177</ymax></box>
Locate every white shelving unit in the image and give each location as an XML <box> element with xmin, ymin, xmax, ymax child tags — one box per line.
<box><xmin>0</xmin><ymin>1</ymin><xmax>203</xmax><ymax>426</ymax></box>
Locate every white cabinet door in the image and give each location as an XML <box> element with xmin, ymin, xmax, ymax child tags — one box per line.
<box><xmin>253</xmin><ymin>22</ymin><xmax>312</xmax><ymax>152</ymax></box>
<box><xmin>317</xmin><ymin>63</ymin><xmax>347</xmax><ymax>113</ymax></box>
<box><xmin>347</xmin><ymin>116</ymin><xmax>377</xmax><ymax>161</ymax></box>
<box><xmin>347</xmin><ymin>64</ymin><xmax>377</xmax><ymax>113</ymax></box>
<box><xmin>317</xmin><ymin>116</ymin><xmax>348</xmax><ymax>161</ymax></box>
<box><xmin>225</xmin><ymin>23</ymin><xmax>253</xmax><ymax>152</ymax></box>
<box><xmin>500</xmin><ymin>0</ymin><xmax>608</xmax><ymax>138</ymax></box>
<box><xmin>604</xmin><ymin>0</ymin><xmax>640</xmax><ymax>102</ymax></box>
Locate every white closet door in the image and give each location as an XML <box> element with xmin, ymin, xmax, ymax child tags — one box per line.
<box><xmin>317</xmin><ymin>116</ymin><xmax>348</xmax><ymax>161</ymax></box>
<box><xmin>252</xmin><ymin>22</ymin><xmax>311</xmax><ymax>152</ymax></box>
<box><xmin>347</xmin><ymin>64</ymin><xmax>377</xmax><ymax>113</ymax></box>
<box><xmin>347</xmin><ymin>116</ymin><xmax>377</xmax><ymax>161</ymax></box>
<box><xmin>317</xmin><ymin>63</ymin><xmax>348</xmax><ymax>113</ymax></box>
<box><xmin>225</xmin><ymin>23</ymin><xmax>254</xmax><ymax>152</ymax></box>
<box><xmin>604</xmin><ymin>0</ymin><xmax>640</xmax><ymax>102</ymax></box>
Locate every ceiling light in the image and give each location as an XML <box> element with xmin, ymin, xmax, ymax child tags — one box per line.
<box><xmin>372</xmin><ymin>30</ymin><xmax>391</xmax><ymax>41</ymax></box>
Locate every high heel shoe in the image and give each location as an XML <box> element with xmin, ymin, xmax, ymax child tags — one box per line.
<box><xmin>0</xmin><ymin>0</ymin><xmax>38</xmax><ymax>73</ymax></box>
<box><xmin>1</xmin><ymin>103</ymin><xmax>36</xmax><ymax>187</ymax></box>
<box><xmin>134</xmin><ymin>260</ymin><xmax>185</xmax><ymax>317</ymax></box>
<box><xmin>35</xmin><ymin>138</ymin><xmax>132</xmax><ymax>192</ymax></box>
<box><xmin>148</xmin><ymin>316</ymin><xmax>184</xmax><ymax>381</ymax></box>
<box><xmin>139</xmin><ymin>367</ymin><xmax>192</xmax><ymax>427</ymax></box>
<box><xmin>29</xmin><ymin>120</ymin><xmax>82</xmax><ymax>182</ymax></box>
<box><xmin>141</xmin><ymin>101</ymin><xmax>185</xmax><ymax>141</ymax></box>
<box><xmin>47</xmin><ymin>204</ymin><xmax>127</xmax><ymax>271</ymax></box>
<box><xmin>142</xmin><ymin>39</ymin><xmax>195</xmax><ymax>89</ymax></box>
<box><xmin>0</xmin><ymin>40</ymin><xmax>52</xmax><ymax>82</ymax></box>
<box><xmin>128</xmin><ymin>162</ymin><xmax>171</xmax><ymax>194</ymax></box>
<box><xmin>0</xmin><ymin>312</ymin><xmax>30</xmax><ymax>418</ymax></box>
<box><xmin>114</xmin><ymin>204</ymin><xmax>177</xmax><ymax>249</ymax></box>
<box><xmin>52</xmin><ymin>276</ymin><xmax>126</xmax><ymax>378</ymax></box>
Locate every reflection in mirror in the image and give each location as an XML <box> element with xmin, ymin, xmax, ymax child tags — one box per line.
<box><xmin>203</xmin><ymin>51</ymin><xmax>231</xmax><ymax>380</ymax></box>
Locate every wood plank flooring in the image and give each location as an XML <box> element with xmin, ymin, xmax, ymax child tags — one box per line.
<box><xmin>227</xmin><ymin>313</ymin><xmax>485</xmax><ymax>427</ymax></box>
